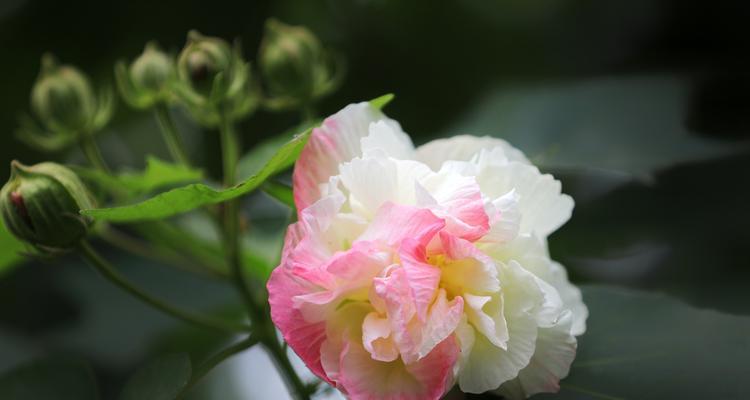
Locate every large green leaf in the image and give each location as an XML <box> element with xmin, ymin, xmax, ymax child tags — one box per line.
<box><xmin>81</xmin><ymin>94</ymin><xmax>395</xmax><ymax>223</ymax></box>
<box><xmin>74</xmin><ymin>156</ymin><xmax>204</xmax><ymax>198</ymax></box>
<box><xmin>444</xmin><ymin>76</ymin><xmax>743</xmax><ymax>176</ymax></box>
<box><xmin>119</xmin><ymin>353</ymin><xmax>191</xmax><ymax>400</ymax></box>
<box><xmin>0</xmin><ymin>358</ymin><xmax>99</xmax><ymax>400</ymax></box>
<box><xmin>81</xmin><ymin>131</ymin><xmax>309</xmax><ymax>222</ymax></box>
<box><xmin>537</xmin><ymin>285</ymin><xmax>750</xmax><ymax>400</ymax></box>
<box><xmin>0</xmin><ymin>223</ymin><xmax>25</xmax><ymax>276</ymax></box>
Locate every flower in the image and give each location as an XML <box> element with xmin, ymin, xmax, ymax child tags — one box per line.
<box><xmin>267</xmin><ymin>101</ymin><xmax>588</xmax><ymax>399</ymax></box>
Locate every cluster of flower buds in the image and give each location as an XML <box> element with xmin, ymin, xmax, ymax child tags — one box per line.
<box><xmin>17</xmin><ymin>55</ymin><xmax>114</xmax><ymax>152</ymax></box>
<box><xmin>259</xmin><ymin>19</ymin><xmax>343</xmax><ymax>111</ymax></box>
<box><xmin>1</xmin><ymin>161</ymin><xmax>95</xmax><ymax>253</ymax></box>
<box><xmin>5</xmin><ymin>20</ymin><xmax>343</xmax><ymax>253</ymax></box>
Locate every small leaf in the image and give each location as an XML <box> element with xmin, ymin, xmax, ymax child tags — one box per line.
<box><xmin>0</xmin><ymin>223</ymin><xmax>26</xmax><ymax>276</ymax></box>
<box><xmin>542</xmin><ymin>285</ymin><xmax>750</xmax><ymax>400</ymax></box>
<box><xmin>370</xmin><ymin>93</ymin><xmax>395</xmax><ymax>110</ymax></box>
<box><xmin>0</xmin><ymin>358</ymin><xmax>99</xmax><ymax>400</ymax></box>
<box><xmin>75</xmin><ymin>156</ymin><xmax>204</xmax><ymax>198</ymax></box>
<box><xmin>82</xmin><ymin>129</ymin><xmax>311</xmax><ymax>222</ymax></box>
<box><xmin>262</xmin><ymin>180</ymin><xmax>294</xmax><ymax>208</ymax></box>
<box><xmin>120</xmin><ymin>353</ymin><xmax>191</xmax><ymax>400</ymax></box>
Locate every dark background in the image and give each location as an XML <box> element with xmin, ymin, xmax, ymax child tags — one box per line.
<box><xmin>1</xmin><ymin>0</ymin><xmax>749</xmax><ymax>399</ymax></box>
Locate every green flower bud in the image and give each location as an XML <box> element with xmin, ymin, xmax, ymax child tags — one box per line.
<box><xmin>1</xmin><ymin>161</ymin><xmax>95</xmax><ymax>252</ymax></box>
<box><xmin>116</xmin><ymin>42</ymin><xmax>175</xmax><ymax>109</ymax></box>
<box><xmin>31</xmin><ymin>54</ymin><xmax>96</xmax><ymax>134</ymax></box>
<box><xmin>131</xmin><ymin>42</ymin><xmax>174</xmax><ymax>94</ymax></box>
<box><xmin>259</xmin><ymin>19</ymin><xmax>341</xmax><ymax>110</ymax></box>
<box><xmin>173</xmin><ymin>31</ymin><xmax>259</xmax><ymax>126</ymax></box>
<box><xmin>177</xmin><ymin>31</ymin><xmax>233</xmax><ymax>98</ymax></box>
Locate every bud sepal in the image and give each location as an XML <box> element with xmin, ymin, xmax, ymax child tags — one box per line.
<box><xmin>0</xmin><ymin>161</ymin><xmax>96</xmax><ymax>253</ymax></box>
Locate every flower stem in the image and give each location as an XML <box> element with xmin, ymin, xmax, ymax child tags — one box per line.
<box><xmin>183</xmin><ymin>335</ymin><xmax>259</xmax><ymax>394</ymax></box>
<box><xmin>78</xmin><ymin>240</ymin><xmax>251</xmax><ymax>333</ymax></box>
<box><xmin>154</xmin><ymin>103</ymin><xmax>191</xmax><ymax>166</ymax></box>
<box><xmin>79</xmin><ymin>134</ymin><xmax>110</xmax><ymax>174</ymax></box>
<box><xmin>218</xmin><ymin>115</ymin><xmax>310</xmax><ymax>400</ymax></box>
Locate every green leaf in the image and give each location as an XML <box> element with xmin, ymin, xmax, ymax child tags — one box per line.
<box><xmin>82</xmin><ymin>130</ymin><xmax>309</xmax><ymax>222</ymax></box>
<box><xmin>75</xmin><ymin>156</ymin><xmax>204</xmax><ymax>198</ymax></box>
<box><xmin>369</xmin><ymin>93</ymin><xmax>395</xmax><ymax>110</ymax></box>
<box><xmin>262</xmin><ymin>180</ymin><xmax>294</xmax><ymax>208</ymax></box>
<box><xmin>444</xmin><ymin>76</ymin><xmax>742</xmax><ymax>176</ymax></box>
<box><xmin>120</xmin><ymin>353</ymin><xmax>191</xmax><ymax>400</ymax></box>
<box><xmin>541</xmin><ymin>285</ymin><xmax>750</xmax><ymax>400</ymax></box>
<box><xmin>237</xmin><ymin>119</ymin><xmax>321</xmax><ymax>180</ymax></box>
<box><xmin>0</xmin><ymin>358</ymin><xmax>99</xmax><ymax>400</ymax></box>
<box><xmin>0</xmin><ymin>223</ymin><xmax>26</xmax><ymax>276</ymax></box>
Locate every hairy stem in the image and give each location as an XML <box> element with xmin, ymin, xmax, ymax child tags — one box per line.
<box><xmin>78</xmin><ymin>240</ymin><xmax>251</xmax><ymax>333</ymax></box>
<box><xmin>79</xmin><ymin>135</ymin><xmax>110</xmax><ymax>174</ymax></box>
<box><xmin>154</xmin><ymin>104</ymin><xmax>191</xmax><ymax>166</ymax></box>
<box><xmin>181</xmin><ymin>335</ymin><xmax>259</xmax><ymax>396</ymax></box>
<box><xmin>218</xmin><ymin>115</ymin><xmax>310</xmax><ymax>400</ymax></box>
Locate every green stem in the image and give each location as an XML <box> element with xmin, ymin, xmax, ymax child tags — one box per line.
<box><xmin>99</xmin><ymin>225</ymin><xmax>225</xmax><ymax>279</ymax></box>
<box><xmin>78</xmin><ymin>240</ymin><xmax>251</xmax><ymax>333</ymax></box>
<box><xmin>218</xmin><ymin>115</ymin><xmax>310</xmax><ymax>400</ymax></box>
<box><xmin>181</xmin><ymin>335</ymin><xmax>259</xmax><ymax>396</ymax></box>
<box><xmin>79</xmin><ymin>135</ymin><xmax>110</xmax><ymax>173</ymax></box>
<box><xmin>154</xmin><ymin>104</ymin><xmax>191</xmax><ymax>166</ymax></box>
<box><xmin>261</xmin><ymin>328</ymin><xmax>313</xmax><ymax>400</ymax></box>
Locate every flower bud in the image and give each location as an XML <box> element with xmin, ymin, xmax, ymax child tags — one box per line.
<box><xmin>173</xmin><ymin>31</ymin><xmax>258</xmax><ymax>126</ymax></box>
<box><xmin>1</xmin><ymin>161</ymin><xmax>96</xmax><ymax>252</ymax></box>
<box><xmin>116</xmin><ymin>42</ymin><xmax>175</xmax><ymax>109</ymax></box>
<box><xmin>177</xmin><ymin>31</ymin><xmax>232</xmax><ymax>97</ymax></box>
<box><xmin>259</xmin><ymin>19</ymin><xmax>340</xmax><ymax>109</ymax></box>
<box><xmin>31</xmin><ymin>54</ymin><xmax>96</xmax><ymax>134</ymax></box>
<box><xmin>131</xmin><ymin>42</ymin><xmax>174</xmax><ymax>94</ymax></box>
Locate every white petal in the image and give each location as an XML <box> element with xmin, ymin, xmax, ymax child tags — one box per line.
<box><xmin>416</xmin><ymin>135</ymin><xmax>530</xmax><ymax>171</ymax></box>
<box><xmin>293</xmin><ymin>102</ymin><xmax>408</xmax><ymax>209</ymax></box>
<box><xmin>361</xmin><ymin>120</ymin><xmax>415</xmax><ymax>160</ymax></box>
<box><xmin>475</xmin><ymin>161</ymin><xmax>574</xmax><ymax>237</ymax></box>
<box><xmin>457</xmin><ymin>310</ymin><xmax>538</xmax><ymax>393</ymax></box>
<box><xmin>495</xmin><ymin>311</ymin><xmax>577</xmax><ymax>399</ymax></box>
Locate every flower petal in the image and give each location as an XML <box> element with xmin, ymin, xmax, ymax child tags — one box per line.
<box><xmin>293</xmin><ymin>102</ymin><xmax>409</xmax><ymax>210</ymax></box>
<box><xmin>495</xmin><ymin>310</ymin><xmax>577</xmax><ymax>399</ymax></box>
<box><xmin>416</xmin><ymin>135</ymin><xmax>529</xmax><ymax>171</ymax></box>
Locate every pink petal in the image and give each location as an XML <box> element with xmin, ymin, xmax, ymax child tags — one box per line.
<box><xmin>398</xmin><ymin>238</ymin><xmax>441</xmax><ymax>322</ymax></box>
<box><xmin>359</xmin><ymin>202</ymin><xmax>445</xmax><ymax>248</ymax></box>
<box><xmin>267</xmin><ymin>266</ymin><xmax>331</xmax><ymax>384</ymax></box>
<box><xmin>293</xmin><ymin>103</ymin><xmax>399</xmax><ymax>210</ymax></box>
<box><xmin>337</xmin><ymin>336</ymin><xmax>459</xmax><ymax>400</ymax></box>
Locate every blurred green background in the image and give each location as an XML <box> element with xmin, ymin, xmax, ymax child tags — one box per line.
<box><xmin>1</xmin><ymin>0</ymin><xmax>749</xmax><ymax>399</ymax></box>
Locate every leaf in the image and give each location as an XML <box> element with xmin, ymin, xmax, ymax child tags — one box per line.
<box><xmin>0</xmin><ymin>223</ymin><xmax>26</xmax><ymax>276</ymax></box>
<box><xmin>80</xmin><ymin>95</ymin><xmax>395</xmax><ymax>222</ymax></box>
<box><xmin>536</xmin><ymin>285</ymin><xmax>750</xmax><ymax>400</ymax></box>
<box><xmin>262</xmin><ymin>180</ymin><xmax>294</xmax><ymax>208</ymax></box>
<box><xmin>0</xmin><ymin>358</ymin><xmax>99</xmax><ymax>400</ymax></box>
<box><xmin>74</xmin><ymin>156</ymin><xmax>204</xmax><ymax>198</ymax></box>
<box><xmin>237</xmin><ymin>119</ymin><xmax>321</xmax><ymax>180</ymax></box>
<box><xmin>119</xmin><ymin>353</ymin><xmax>191</xmax><ymax>400</ymax></box>
<box><xmin>370</xmin><ymin>93</ymin><xmax>395</xmax><ymax>110</ymax></box>
<box><xmin>81</xmin><ymin>130</ymin><xmax>308</xmax><ymax>222</ymax></box>
<box><xmin>444</xmin><ymin>76</ymin><xmax>743</xmax><ymax>176</ymax></box>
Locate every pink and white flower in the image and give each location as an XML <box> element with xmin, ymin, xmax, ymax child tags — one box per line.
<box><xmin>268</xmin><ymin>101</ymin><xmax>588</xmax><ymax>400</ymax></box>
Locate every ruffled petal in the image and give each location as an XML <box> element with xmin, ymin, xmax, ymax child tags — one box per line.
<box><xmin>416</xmin><ymin>135</ymin><xmax>530</xmax><ymax>171</ymax></box>
<box><xmin>293</xmin><ymin>102</ymin><xmax>410</xmax><ymax>210</ymax></box>
<box><xmin>495</xmin><ymin>311</ymin><xmax>577</xmax><ymax>399</ymax></box>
